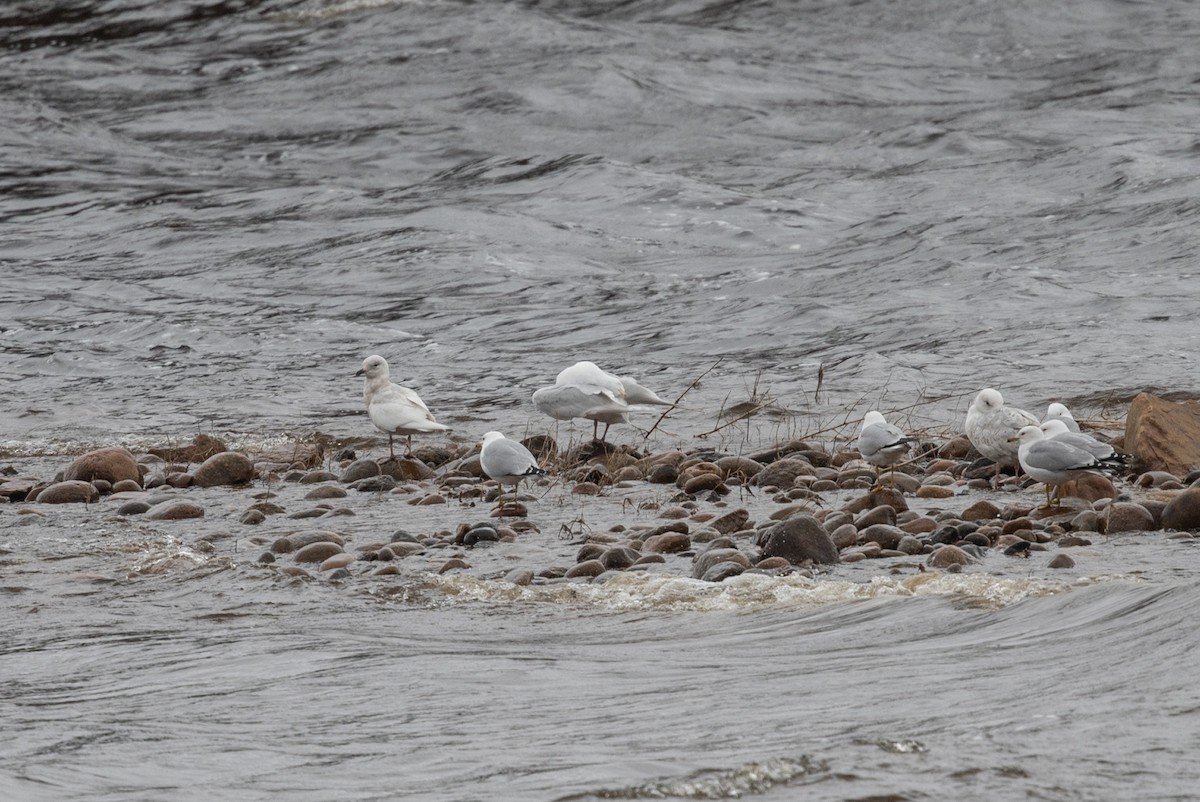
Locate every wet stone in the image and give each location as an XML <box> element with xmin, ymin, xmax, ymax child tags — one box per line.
<box><xmin>642</xmin><ymin>533</ymin><xmax>691</xmax><ymax>554</ymax></box>
<box><xmin>340</xmin><ymin>458</ymin><xmax>381</xmax><ymax>483</ymax></box>
<box><xmin>305</xmin><ymin>485</ymin><xmax>348</xmax><ymax>500</ymax></box>
<box><xmin>566</xmin><ymin>559</ymin><xmax>606</xmax><ymax>579</ymax></box>
<box><xmin>145</xmin><ymin>500</ymin><xmax>204</xmax><ymax>521</ymax></box>
<box><xmin>38</xmin><ymin>480</ymin><xmax>100</xmax><ymax>504</ymax></box>
<box><xmin>858</xmin><ymin>524</ymin><xmax>905</xmax><ymax>550</ymax></box>
<box><xmin>294</xmin><ymin>542</ymin><xmax>345</xmax><ymax>563</ymax></box>
<box><xmin>192</xmin><ymin>452</ymin><xmax>256</xmax><ymax>487</ymax></box>
<box><xmin>1161</xmin><ymin>488</ymin><xmax>1200</xmax><ymax>532</ymax></box>
<box><xmin>462</xmin><ymin>527</ymin><xmax>500</xmax><ymax>548</ymax></box>
<box><xmin>961</xmin><ymin>500</ymin><xmax>1002</xmax><ymax>521</ymax></box>
<box><xmin>240</xmin><ymin>509</ymin><xmax>266</xmax><ymax>525</ymax></box>
<box><xmin>700</xmin><ymin>561</ymin><xmax>746</xmax><ymax>582</ymax></box>
<box><xmin>1101</xmin><ymin>502</ymin><xmax>1156</xmax><ymax>535</ymax></box>
<box><xmin>64</xmin><ymin>447</ymin><xmax>142</xmax><ymax>487</ymax></box>
<box><xmin>692</xmin><ymin>548</ymin><xmax>751</xmax><ymax>579</ymax></box>
<box><xmin>928</xmin><ymin>544</ymin><xmax>976</xmax><ymax>568</ymax></box>
<box><xmin>350</xmin><ymin>475</ymin><xmax>397</xmax><ymax>492</ymax></box>
<box><xmin>319</xmin><ymin>553</ymin><xmax>356</xmax><ymax>571</ymax></box>
<box><xmin>117</xmin><ymin>500</ymin><xmax>152</xmax><ymax>515</ymax></box>
<box><xmin>1048</xmin><ymin>553</ymin><xmax>1076</xmax><ymax>569</ymax></box>
<box><xmin>710</xmin><ymin>508</ymin><xmax>750</xmax><ymax>535</ymax></box>
<box><xmin>601</xmin><ymin>546</ymin><xmax>640</xmax><ymax>571</ymax></box>
<box><xmin>758</xmin><ymin>514</ymin><xmax>838</xmax><ymax>565</ymax></box>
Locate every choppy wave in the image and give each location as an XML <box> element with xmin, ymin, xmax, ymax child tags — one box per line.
<box><xmin>556</xmin><ymin>755</ymin><xmax>826</xmax><ymax>801</ymax></box>
<box><xmin>411</xmin><ymin>569</ymin><xmax>1126</xmax><ymax>612</ymax></box>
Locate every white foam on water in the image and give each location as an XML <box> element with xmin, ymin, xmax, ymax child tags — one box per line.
<box><xmin>420</xmin><ymin>569</ymin><xmax>1131</xmax><ymax>613</ymax></box>
<box><xmin>556</xmin><ymin>755</ymin><xmax>824</xmax><ymax>801</ymax></box>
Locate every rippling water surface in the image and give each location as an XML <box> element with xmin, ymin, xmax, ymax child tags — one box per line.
<box><xmin>3</xmin><ymin>0</ymin><xmax>1200</xmax><ymax>799</ymax></box>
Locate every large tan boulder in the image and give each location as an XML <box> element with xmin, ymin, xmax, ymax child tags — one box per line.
<box><xmin>63</xmin><ymin>447</ymin><xmax>141</xmax><ymax>486</ymax></box>
<box><xmin>1124</xmin><ymin>393</ymin><xmax>1200</xmax><ymax>476</ymax></box>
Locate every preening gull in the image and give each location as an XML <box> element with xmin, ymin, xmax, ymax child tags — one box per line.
<box><xmin>1043</xmin><ymin>402</ymin><xmax>1081</xmax><ymax>432</ymax></box>
<box><xmin>480</xmin><ymin>431</ymin><xmax>547</xmax><ymax>503</ymax></box>
<box><xmin>965</xmin><ymin>388</ymin><xmax>1039</xmax><ymax>473</ymax></box>
<box><xmin>1040</xmin><ymin>419</ymin><xmax>1126</xmax><ymax>468</ymax></box>
<box><xmin>357</xmin><ymin>355</ymin><xmax>449</xmax><ymax>459</ymax></box>
<box><xmin>1011</xmin><ymin>425</ymin><xmax>1113</xmax><ymax>508</ymax></box>
<box><xmin>857</xmin><ymin>410</ymin><xmax>916</xmax><ymax>481</ymax></box>
<box><xmin>532</xmin><ymin>360</ymin><xmax>672</xmax><ymax>442</ymax></box>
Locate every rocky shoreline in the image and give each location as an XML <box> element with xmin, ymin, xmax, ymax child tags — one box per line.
<box><xmin>3</xmin><ymin>392</ymin><xmax>1200</xmax><ymax>589</ymax></box>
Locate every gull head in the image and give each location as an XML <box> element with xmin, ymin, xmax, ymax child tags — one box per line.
<box><xmin>1040</xmin><ymin>419</ymin><xmax>1071</xmax><ymax>438</ymax></box>
<box><xmin>1046</xmin><ymin>402</ymin><xmax>1074</xmax><ymax>419</ymax></box>
<box><xmin>862</xmin><ymin>410</ymin><xmax>887</xmax><ymax>430</ymax></box>
<box><xmin>357</xmin><ymin>354</ymin><xmax>389</xmax><ymax>379</ymax></box>
<box><xmin>974</xmin><ymin>388</ymin><xmax>1004</xmax><ymax>412</ymax></box>
<box><xmin>1009</xmin><ymin>425</ymin><xmax>1044</xmax><ymax>445</ymax></box>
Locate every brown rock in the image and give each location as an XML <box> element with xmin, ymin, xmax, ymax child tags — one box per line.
<box><xmin>438</xmin><ymin>557</ymin><xmax>471</xmax><ymax>573</ymax></box>
<box><xmin>927</xmin><ymin>544</ymin><xmax>976</xmax><ymax>568</ymax></box>
<box><xmin>1072</xmin><ymin>474</ymin><xmax>1119</xmax><ymax>503</ymax></box>
<box><xmin>1100</xmin><ymin>502</ymin><xmax>1156</xmax><ymax>535</ymax></box>
<box><xmin>319</xmin><ymin>553</ymin><xmax>356</xmax><ymax>571</ymax></box>
<box><xmin>273</xmin><ymin>531</ymin><xmax>345</xmax><ymax>554</ymax></box>
<box><xmin>305</xmin><ymin>485</ymin><xmax>348</xmax><ymax>500</ymax></box>
<box><xmin>900</xmin><ymin>516</ymin><xmax>938</xmax><ymax>535</ymax></box>
<box><xmin>961</xmin><ymin>500</ymin><xmax>1002</xmax><ymax>521</ymax></box>
<box><xmin>63</xmin><ymin>447</ymin><xmax>141</xmax><ymax>487</ymax></box>
<box><xmin>254</xmin><ymin>441</ymin><xmax>324</xmax><ymax>468</ymax></box>
<box><xmin>715</xmin><ymin>456</ymin><xmax>763</xmax><ymax>480</ymax></box>
<box><xmin>1124</xmin><ymin>392</ymin><xmax>1200</xmax><ymax>476</ymax></box>
<box><xmin>938</xmin><ymin>435</ymin><xmax>975</xmax><ymax>459</ymax></box>
<box><xmin>565</xmin><ymin>559</ymin><xmax>606</xmax><ymax>579</ymax></box>
<box><xmin>37</xmin><ymin>480</ymin><xmax>100</xmax><ymax>504</ymax></box>
<box><xmin>757</xmin><ymin>514</ymin><xmax>838</xmax><ymax>565</ymax></box>
<box><xmin>192</xmin><ymin>452</ymin><xmax>255</xmax><ymax>487</ymax></box>
<box><xmin>145</xmin><ymin>500</ymin><xmax>205</xmax><ymax>520</ymax></box>
<box><xmin>379</xmin><ymin>457</ymin><xmax>435</xmax><ymax>481</ymax></box>
<box><xmin>683</xmin><ymin>473</ymin><xmax>725</xmax><ymax>494</ymax></box>
<box><xmin>601</xmin><ymin>547</ymin><xmax>640</xmax><ymax>571</ymax></box>
<box><xmin>1161</xmin><ymin>488</ymin><xmax>1200</xmax><ymax>531</ymax></box>
<box><xmin>753</xmin><ymin>458</ymin><xmax>815</xmax><ymax>488</ymax></box>
<box><xmin>647</xmin><ymin>463</ymin><xmax>679</xmax><ymax>484</ymax></box>
<box><xmin>1047</xmin><ymin>554</ymin><xmax>1076</xmax><ymax>569</ymax></box>
<box><xmin>294</xmin><ymin>542</ymin><xmax>345</xmax><ymax>563</ymax></box>
<box><xmin>240</xmin><ymin>510</ymin><xmax>266</xmax><ymax>525</ymax></box>
<box><xmin>841</xmin><ymin>488</ymin><xmax>908</xmax><ymax>515</ymax></box>
<box><xmin>149</xmin><ymin>433</ymin><xmax>227</xmax><ymax>463</ymax></box>
<box><xmin>830</xmin><ymin>523</ymin><xmax>858</xmax><ymax>549</ymax></box>
<box><xmin>710</xmin><ymin>508</ymin><xmax>750</xmax><ymax>535</ymax></box>
<box><xmin>643</xmin><ymin>533</ymin><xmax>691</xmax><ymax>554</ymax></box>
<box><xmin>858</xmin><ymin>524</ymin><xmax>905</xmax><ymax>550</ymax></box>
<box><xmin>339</xmin><ymin>459</ymin><xmax>380</xmax><ymax>483</ymax></box>
<box><xmin>854</xmin><ymin>505</ymin><xmax>896</xmax><ymax>528</ymax></box>
<box><xmin>692</xmin><ymin>547</ymin><xmax>751</xmax><ymax>579</ymax></box>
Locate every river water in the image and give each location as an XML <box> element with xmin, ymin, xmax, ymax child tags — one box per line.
<box><xmin>3</xmin><ymin>0</ymin><xmax>1200</xmax><ymax>799</ymax></box>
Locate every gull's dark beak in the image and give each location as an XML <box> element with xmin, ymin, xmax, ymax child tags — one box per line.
<box><xmin>1007</xmin><ymin>434</ymin><xmax>1019</xmax><ymax>443</ymax></box>
<box><xmin>355</xmin><ymin>369</ymin><xmax>365</xmax><ymax>376</ymax></box>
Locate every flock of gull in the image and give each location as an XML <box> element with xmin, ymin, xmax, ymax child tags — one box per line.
<box><xmin>357</xmin><ymin>355</ymin><xmax>1125</xmax><ymax>509</ymax></box>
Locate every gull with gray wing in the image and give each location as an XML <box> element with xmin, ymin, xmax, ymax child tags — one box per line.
<box><xmin>480</xmin><ymin>431</ymin><xmax>547</xmax><ymax>505</ymax></box>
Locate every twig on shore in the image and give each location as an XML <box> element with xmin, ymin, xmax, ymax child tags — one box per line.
<box><xmin>642</xmin><ymin>358</ymin><xmax>722</xmax><ymax>444</ymax></box>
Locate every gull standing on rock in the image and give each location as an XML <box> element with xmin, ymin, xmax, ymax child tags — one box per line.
<box><xmin>531</xmin><ymin>360</ymin><xmax>672</xmax><ymax>443</ymax></box>
<box><xmin>857</xmin><ymin>411</ymin><xmax>916</xmax><ymax>483</ymax></box>
<box><xmin>965</xmin><ymin>388</ymin><xmax>1039</xmax><ymax>476</ymax></box>
<box><xmin>357</xmin><ymin>355</ymin><xmax>449</xmax><ymax>460</ymax></box>
<box><xmin>1010</xmin><ymin>425</ymin><xmax>1114</xmax><ymax>508</ymax></box>
<box><xmin>479</xmin><ymin>431</ymin><xmax>547</xmax><ymax>505</ymax></box>
<box><xmin>1043</xmin><ymin>402</ymin><xmax>1082</xmax><ymax>432</ymax></box>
